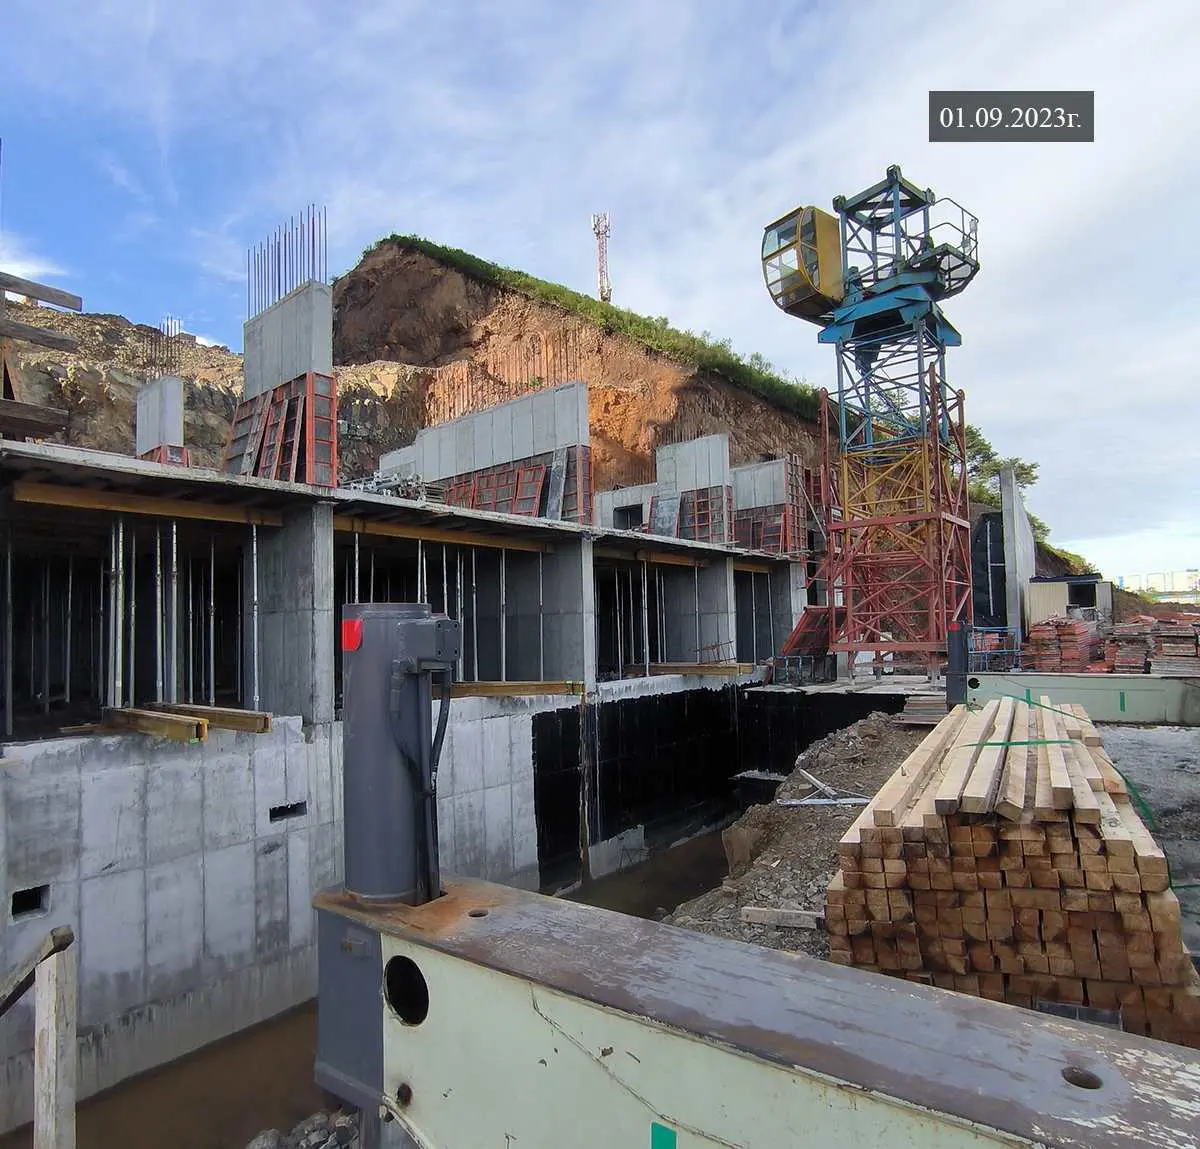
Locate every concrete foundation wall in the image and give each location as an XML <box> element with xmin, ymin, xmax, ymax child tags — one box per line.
<box><xmin>593</xmin><ymin>482</ymin><xmax>659</xmax><ymax>529</ymax></box>
<box><xmin>655</xmin><ymin>435</ymin><xmax>730</xmax><ymax>494</ymax></box>
<box><xmin>502</xmin><ymin>543</ymin><xmax>591</xmax><ymax>683</ymax></box>
<box><xmin>380</xmin><ymin>382</ymin><xmax>588</xmax><ymax>482</ymax></box>
<box><xmin>135</xmin><ymin>376</ymin><xmax>185</xmax><ymax>456</ymax></box>
<box><xmin>0</xmin><ymin>716</ymin><xmax>344</xmax><ymax>1134</ymax></box>
<box><xmin>967</xmin><ymin>673</ymin><xmax>1200</xmax><ymax>725</ymax></box>
<box><xmin>243</xmin><ymin>282</ymin><xmax>334</xmax><ymax>400</ymax></box>
<box><xmin>731</xmin><ymin>459</ymin><xmax>786</xmax><ymax>509</ymax></box>
<box><xmin>659</xmin><ymin>561</ymin><xmax>735</xmax><ymax>662</ymax></box>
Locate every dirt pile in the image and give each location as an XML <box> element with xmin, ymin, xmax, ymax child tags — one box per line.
<box><xmin>333</xmin><ymin>241</ymin><xmax>824</xmax><ymax>490</ymax></box>
<box><xmin>667</xmin><ymin>713</ymin><xmax>924</xmax><ymax>958</ymax></box>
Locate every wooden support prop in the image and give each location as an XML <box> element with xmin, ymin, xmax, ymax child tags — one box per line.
<box><xmin>102</xmin><ymin>706</ymin><xmax>208</xmax><ymax>743</ymax></box>
<box><xmin>0</xmin><ymin>272</ymin><xmax>82</xmax><ymax>311</ymax></box>
<box><xmin>12</xmin><ymin>481</ymin><xmax>284</xmax><ymax>528</ymax></box>
<box><xmin>934</xmin><ymin>700</ymin><xmax>1000</xmax><ymax>815</ymax></box>
<box><xmin>740</xmin><ymin>906</ymin><xmax>821</xmax><ymax>929</ymax></box>
<box><xmin>145</xmin><ymin>702</ymin><xmax>272</xmax><ymax>733</ymax></box>
<box><xmin>961</xmin><ymin>697</ymin><xmax>1016</xmax><ymax>814</ymax></box>
<box><xmin>871</xmin><ymin>706</ymin><xmax>968</xmax><ymax>827</ymax></box>
<box><xmin>0</xmin><ymin>927</ymin><xmax>74</xmax><ymax>1022</ymax></box>
<box><xmin>451</xmin><ymin>681</ymin><xmax>585</xmax><ymax>698</ymax></box>
<box><xmin>34</xmin><ymin>944</ymin><xmax>77</xmax><ymax>1149</ymax></box>
<box><xmin>0</xmin><ymin>315</ymin><xmax>78</xmax><ymax>353</ymax></box>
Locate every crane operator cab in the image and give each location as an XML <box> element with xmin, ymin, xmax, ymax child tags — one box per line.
<box><xmin>761</xmin><ymin>205</ymin><xmax>844</xmax><ymax>324</ymax></box>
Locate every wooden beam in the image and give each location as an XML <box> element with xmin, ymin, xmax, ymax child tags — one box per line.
<box><xmin>0</xmin><ymin>927</ymin><xmax>74</xmax><ymax>1022</ymax></box>
<box><xmin>34</xmin><ymin>944</ymin><xmax>77</xmax><ymax>1149</ymax></box>
<box><xmin>645</xmin><ymin>662</ymin><xmax>752</xmax><ymax>676</ymax></box>
<box><xmin>333</xmin><ymin>514</ymin><xmax>549</xmax><ymax>554</ymax></box>
<box><xmin>451</xmin><ymin>681</ymin><xmax>585</xmax><ymax>698</ymax></box>
<box><xmin>595</xmin><ymin>545</ymin><xmax>708</xmax><ymax>568</ymax></box>
<box><xmin>0</xmin><ymin>272</ymin><xmax>83</xmax><ymax>311</ymax></box>
<box><xmin>102</xmin><ymin>706</ymin><xmax>208</xmax><ymax>742</ymax></box>
<box><xmin>0</xmin><ymin>316</ymin><xmax>78</xmax><ymax>353</ymax></box>
<box><xmin>12</xmin><ymin>481</ymin><xmax>284</xmax><ymax>527</ymax></box>
<box><xmin>145</xmin><ymin>702</ymin><xmax>272</xmax><ymax>733</ymax></box>
<box><xmin>732</xmin><ymin>560</ymin><xmax>774</xmax><ymax>574</ymax></box>
<box><xmin>0</xmin><ymin>397</ymin><xmax>69</xmax><ymax>437</ymax></box>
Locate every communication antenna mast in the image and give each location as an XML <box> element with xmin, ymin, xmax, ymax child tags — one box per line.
<box><xmin>591</xmin><ymin>212</ymin><xmax>611</xmax><ymax>303</ymax></box>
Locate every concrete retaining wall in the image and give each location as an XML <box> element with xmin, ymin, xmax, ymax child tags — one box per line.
<box><xmin>243</xmin><ymin>282</ymin><xmax>334</xmax><ymax>399</ymax></box>
<box><xmin>731</xmin><ymin>459</ymin><xmax>786</xmax><ymax>509</ymax></box>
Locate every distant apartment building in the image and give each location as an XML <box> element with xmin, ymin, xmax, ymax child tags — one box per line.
<box><xmin>1115</xmin><ymin>570</ymin><xmax>1200</xmax><ymax>601</ymax></box>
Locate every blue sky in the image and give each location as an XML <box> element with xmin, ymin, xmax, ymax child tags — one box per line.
<box><xmin>3</xmin><ymin>0</ymin><xmax>1198</xmax><ymax>577</ymax></box>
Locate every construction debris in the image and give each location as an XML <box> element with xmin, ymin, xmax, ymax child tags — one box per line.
<box><xmin>666</xmin><ymin>714</ymin><xmax>925</xmax><ymax>957</ymax></box>
<box><xmin>824</xmin><ymin>698</ymin><xmax>1200</xmax><ymax>1048</ymax></box>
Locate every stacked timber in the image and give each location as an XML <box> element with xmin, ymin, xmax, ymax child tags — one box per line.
<box><xmin>824</xmin><ymin>698</ymin><xmax>1200</xmax><ymax>1047</ymax></box>
<box><xmin>1023</xmin><ymin>618</ymin><xmax>1100</xmax><ymax>672</ymax></box>
<box><xmin>1151</xmin><ymin>622</ymin><xmax>1200</xmax><ymax>675</ymax></box>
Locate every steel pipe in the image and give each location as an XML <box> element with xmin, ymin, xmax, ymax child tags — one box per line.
<box><xmin>115</xmin><ymin>517</ymin><xmax>125</xmax><ymax>708</ymax></box>
<box><xmin>538</xmin><ymin>551</ymin><xmax>545</xmax><ymax>681</ymax></box>
<box><xmin>4</xmin><ymin>527</ymin><xmax>11</xmax><ymax>737</ymax></box>
<box><xmin>499</xmin><ymin>549</ymin><xmax>506</xmax><ymax>682</ymax></box>
<box><xmin>251</xmin><ymin>523</ymin><xmax>260</xmax><ymax>711</ymax></box>
<box><xmin>641</xmin><ymin>560</ymin><xmax>650</xmax><ymax>676</ymax></box>
<box><xmin>65</xmin><ymin>554</ymin><xmax>73</xmax><ymax>705</ymax></box>
<box><xmin>170</xmin><ymin>521</ymin><xmax>179</xmax><ymax>703</ymax></box>
<box><xmin>208</xmin><ymin>538</ymin><xmax>216</xmax><ymax>706</ymax></box>
<box><xmin>155</xmin><ymin>528</ymin><xmax>164</xmax><ymax>702</ymax></box>
<box><xmin>129</xmin><ymin>529</ymin><xmax>137</xmax><ymax>706</ymax></box>
<box><xmin>41</xmin><ymin>559</ymin><xmax>49</xmax><ymax>714</ymax></box>
<box><xmin>471</xmin><ymin>548</ymin><xmax>479</xmax><ymax>682</ymax></box>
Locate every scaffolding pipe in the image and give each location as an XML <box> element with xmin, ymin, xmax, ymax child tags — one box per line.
<box><xmin>65</xmin><ymin>554</ymin><xmax>73</xmax><ymax>705</ymax></box>
<box><xmin>537</xmin><ymin>551</ymin><xmax>544</xmax><ymax>681</ymax></box>
<box><xmin>155</xmin><ymin>529</ymin><xmax>164</xmax><ymax>702</ymax></box>
<box><xmin>418</xmin><ymin>539</ymin><xmax>425</xmax><ymax>604</ymax></box>
<box><xmin>641</xmin><ymin>560</ymin><xmax>650</xmax><ymax>676</ymax></box>
<box><xmin>766</xmin><ymin>567</ymin><xmax>775</xmax><ymax>660</ymax></box>
<box><xmin>208</xmin><ymin>538</ymin><xmax>216</xmax><ymax>706</ymax></box>
<box><xmin>750</xmin><ymin>571</ymin><xmax>758</xmax><ymax>664</ymax></box>
<box><xmin>658</xmin><ymin>569</ymin><xmax>666</xmax><ymax>661</ymax></box>
<box><xmin>187</xmin><ymin>557</ymin><xmax>194</xmax><ymax>703</ymax></box>
<box><xmin>354</xmin><ymin>532</ymin><xmax>361</xmax><ymax>604</ymax></box>
<box><xmin>456</xmin><ymin>550</ymin><xmax>464</xmax><ymax>681</ymax></box>
<box><xmin>106</xmin><ymin>523</ymin><xmax>115</xmax><ymax>707</ymax></box>
<box><xmin>693</xmin><ymin>564</ymin><xmax>701</xmax><ymax>661</ymax></box>
<box><xmin>41</xmin><ymin>560</ymin><xmax>50</xmax><ymax>714</ymax></box>
<box><xmin>170</xmin><ymin>521</ymin><xmax>179</xmax><ymax>703</ymax></box>
<box><xmin>615</xmin><ymin>568</ymin><xmax>623</xmax><ymax>677</ymax></box>
<box><xmin>3</xmin><ymin>527</ymin><xmax>11</xmax><ymax>737</ymax></box>
<box><xmin>369</xmin><ymin>549</ymin><xmax>376</xmax><ymax>603</ymax></box>
<box><xmin>627</xmin><ymin>568</ymin><xmax>636</xmax><ymax>671</ymax></box>
<box><xmin>128</xmin><ymin>529</ymin><xmax>137</xmax><ymax>707</ymax></box>
<box><xmin>442</xmin><ymin>545</ymin><xmax>448</xmax><ymax>616</ymax></box>
<box><xmin>235</xmin><ymin>550</ymin><xmax>242</xmax><ymax>702</ymax></box>
<box><xmin>471</xmin><ymin>548</ymin><xmax>479</xmax><ymax>682</ymax></box>
<box><xmin>251</xmin><ymin>524</ymin><xmax>260</xmax><ymax>711</ymax></box>
<box><xmin>114</xmin><ymin>517</ymin><xmax>125</xmax><ymax>709</ymax></box>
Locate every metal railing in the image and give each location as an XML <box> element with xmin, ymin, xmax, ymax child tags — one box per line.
<box><xmin>0</xmin><ymin>926</ymin><xmax>77</xmax><ymax>1148</ymax></box>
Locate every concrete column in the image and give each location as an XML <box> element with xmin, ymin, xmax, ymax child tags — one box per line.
<box><xmin>244</xmin><ymin>504</ymin><xmax>335</xmax><ymax>722</ymax></box>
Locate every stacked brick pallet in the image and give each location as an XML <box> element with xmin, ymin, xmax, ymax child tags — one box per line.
<box><xmin>824</xmin><ymin>698</ymin><xmax>1199</xmax><ymax>1047</ymax></box>
<box><xmin>1107</xmin><ymin>620</ymin><xmax>1154</xmax><ymax>673</ymax></box>
<box><xmin>1022</xmin><ymin>617</ymin><xmax>1100</xmax><ymax>672</ymax></box>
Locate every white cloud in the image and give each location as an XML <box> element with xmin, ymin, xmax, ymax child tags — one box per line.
<box><xmin>193</xmin><ymin>333</ymin><xmax>225</xmax><ymax>348</ymax></box>
<box><xmin>0</xmin><ymin>231</ymin><xmax>67</xmax><ymax>285</ymax></box>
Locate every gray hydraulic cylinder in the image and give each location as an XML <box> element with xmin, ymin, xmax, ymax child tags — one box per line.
<box><xmin>341</xmin><ymin>602</ymin><xmax>459</xmax><ymax>904</ymax></box>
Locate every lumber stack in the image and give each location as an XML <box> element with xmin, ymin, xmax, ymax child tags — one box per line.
<box><xmin>1022</xmin><ymin>618</ymin><xmax>1100</xmax><ymax>672</ymax></box>
<box><xmin>1107</xmin><ymin>620</ymin><xmax>1154</xmax><ymax>673</ymax></box>
<box><xmin>1151</xmin><ymin>622</ymin><xmax>1200</xmax><ymax>675</ymax></box>
<box><xmin>824</xmin><ymin>698</ymin><xmax>1200</xmax><ymax>1047</ymax></box>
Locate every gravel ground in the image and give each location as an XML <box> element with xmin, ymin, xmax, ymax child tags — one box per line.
<box><xmin>666</xmin><ymin>713</ymin><xmax>925</xmax><ymax>957</ymax></box>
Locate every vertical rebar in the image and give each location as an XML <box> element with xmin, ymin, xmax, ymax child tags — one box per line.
<box><xmin>155</xmin><ymin>528</ymin><xmax>163</xmax><ymax>702</ymax></box>
<box><xmin>64</xmin><ymin>554</ymin><xmax>73</xmax><ymax>705</ymax></box>
<box><xmin>208</xmin><ymin>538</ymin><xmax>216</xmax><ymax>706</ymax></box>
<box><xmin>251</xmin><ymin>524</ymin><xmax>260</xmax><ymax>711</ymax></box>
<box><xmin>499</xmin><ymin>549</ymin><xmax>506</xmax><ymax>682</ymax></box>
<box><xmin>471</xmin><ymin>548</ymin><xmax>479</xmax><ymax>682</ymax></box>
<box><xmin>537</xmin><ymin>551</ymin><xmax>544</xmax><ymax>682</ymax></box>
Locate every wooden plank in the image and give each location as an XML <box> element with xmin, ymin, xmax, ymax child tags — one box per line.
<box><xmin>1032</xmin><ymin>706</ymin><xmax>1056</xmax><ymax>822</ymax></box>
<box><xmin>739</xmin><ymin>906</ymin><xmax>821</xmax><ymax>929</ymax></box>
<box><xmin>0</xmin><ymin>272</ymin><xmax>82</xmax><ymax>310</ymax></box>
<box><xmin>934</xmin><ymin>701</ymin><xmax>1000</xmax><ymax>815</ymax></box>
<box><xmin>13</xmin><ymin>481</ymin><xmax>284</xmax><ymax>528</ymax></box>
<box><xmin>870</xmin><ymin>706</ymin><xmax>967</xmax><ymax>827</ymax></box>
<box><xmin>1039</xmin><ymin>697</ymin><xmax>1074</xmax><ymax>809</ymax></box>
<box><xmin>0</xmin><ymin>315</ymin><xmax>78</xmax><ymax>353</ymax></box>
<box><xmin>0</xmin><ymin>397</ymin><xmax>69</xmax><ymax>437</ymax></box>
<box><xmin>102</xmin><ymin>706</ymin><xmax>207</xmax><ymax>743</ymax></box>
<box><xmin>1059</xmin><ymin>705</ymin><xmax>1083</xmax><ymax>742</ymax></box>
<box><xmin>0</xmin><ymin>927</ymin><xmax>74</xmax><ymax>1022</ymax></box>
<box><xmin>451</xmin><ymin>681</ymin><xmax>585</xmax><ymax>698</ymax></box>
<box><xmin>1068</xmin><ymin>703</ymin><xmax>1103</xmax><ymax>747</ymax></box>
<box><xmin>1063</xmin><ymin>744</ymin><xmax>1101</xmax><ymax>824</ymax></box>
<box><xmin>1071</xmin><ymin>738</ymin><xmax>1106</xmax><ymax>793</ymax></box>
<box><xmin>961</xmin><ymin>697</ymin><xmax>1016</xmax><ymax>814</ymax></box>
<box><xmin>33</xmin><ymin>944</ymin><xmax>77</xmax><ymax>1149</ymax></box>
<box><xmin>145</xmin><ymin>702</ymin><xmax>272</xmax><ymax>733</ymax></box>
<box><xmin>995</xmin><ymin>701</ymin><xmax>1032</xmax><ymax>821</ymax></box>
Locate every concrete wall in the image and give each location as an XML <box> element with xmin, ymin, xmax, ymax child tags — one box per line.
<box><xmin>250</xmin><ymin>506</ymin><xmax>335</xmax><ymax>724</ymax></box>
<box><xmin>659</xmin><ymin>560</ymin><xmax>736</xmax><ymax>662</ymax></box>
<box><xmin>380</xmin><ymin>382</ymin><xmax>588</xmax><ymax>482</ymax></box>
<box><xmin>593</xmin><ymin>482</ymin><xmax>658</xmax><ymax>529</ymax></box>
<box><xmin>502</xmin><ymin>542</ymin><xmax>593</xmax><ymax>684</ymax></box>
<box><xmin>135</xmin><ymin>376</ymin><xmax>185</xmax><ymax>455</ymax></box>
<box><xmin>0</xmin><ymin>717</ymin><xmax>343</xmax><ymax>1134</ymax></box>
<box><xmin>966</xmin><ymin>673</ymin><xmax>1200</xmax><ymax>725</ymax></box>
<box><xmin>731</xmin><ymin>459</ymin><xmax>786</xmax><ymax>509</ymax></box>
<box><xmin>243</xmin><ymin>282</ymin><xmax>334</xmax><ymax>400</ymax></box>
<box><xmin>1000</xmin><ymin>465</ymin><xmax>1037</xmax><ymax>642</ymax></box>
<box><xmin>655</xmin><ymin>434</ymin><xmax>730</xmax><ymax>494</ymax></box>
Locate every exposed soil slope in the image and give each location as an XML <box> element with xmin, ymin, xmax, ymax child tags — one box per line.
<box><xmin>333</xmin><ymin>242</ymin><xmax>824</xmax><ymax>489</ymax></box>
